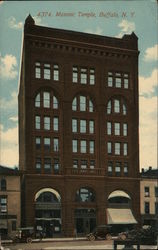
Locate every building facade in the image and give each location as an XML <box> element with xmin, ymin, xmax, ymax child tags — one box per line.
<box><xmin>140</xmin><ymin>167</ymin><xmax>158</xmax><ymax>228</ymax></box>
<box><xmin>19</xmin><ymin>15</ymin><xmax>140</xmax><ymax>237</ymax></box>
<box><xmin>0</xmin><ymin>166</ymin><xmax>21</xmax><ymax>239</ymax></box>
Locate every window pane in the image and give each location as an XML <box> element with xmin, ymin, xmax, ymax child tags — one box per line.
<box><xmin>53</xmin><ymin>96</ymin><xmax>58</xmax><ymax>109</ymax></box>
<box><xmin>80</xmin><ymin>96</ymin><xmax>86</xmax><ymax>111</ymax></box>
<box><xmin>44</xmin><ymin>68</ymin><xmax>50</xmax><ymax>80</ymax></box>
<box><xmin>123</xmin><ymin>103</ymin><xmax>127</xmax><ymax>115</ymax></box>
<box><xmin>114</xmin><ymin>123</ymin><xmax>120</xmax><ymax>135</ymax></box>
<box><xmin>107</xmin><ymin>122</ymin><xmax>112</xmax><ymax>135</ymax></box>
<box><xmin>80</xmin><ymin>140</ymin><xmax>87</xmax><ymax>153</ymax></box>
<box><xmin>35</xmin><ymin>63</ymin><xmax>41</xmax><ymax>79</ymax></box>
<box><xmin>44</xmin><ymin>158</ymin><xmax>51</xmax><ymax>172</ymax></box>
<box><xmin>123</xmin><ymin>143</ymin><xmax>128</xmax><ymax>156</ymax></box>
<box><xmin>81</xmin><ymin>160</ymin><xmax>87</xmax><ymax>169</ymax></box>
<box><xmin>53</xmin><ymin>138</ymin><xmax>59</xmax><ymax>152</ymax></box>
<box><xmin>107</xmin><ymin>100</ymin><xmax>111</xmax><ymax>114</ymax></box>
<box><xmin>108</xmin><ymin>161</ymin><xmax>113</xmax><ymax>173</ymax></box>
<box><xmin>155</xmin><ymin>187</ymin><xmax>158</xmax><ymax>197</ymax></box>
<box><xmin>35</xmin><ymin>116</ymin><xmax>40</xmax><ymax>129</ymax></box>
<box><xmin>114</xmin><ymin>99</ymin><xmax>120</xmax><ymax>113</ymax></box>
<box><xmin>80</xmin><ymin>120</ymin><xmax>86</xmax><ymax>133</ymax></box>
<box><xmin>124</xmin><ymin>162</ymin><xmax>128</xmax><ymax>174</ymax></box>
<box><xmin>89</xmin><ymin>120</ymin><xmax>94</xmax><ymax>134</ymax></box>
<box><xmin>44</xmin><ymin>137</ymin><xmax>50</xmax><ymax>150</ymax></box>
<box><xmin>115</xmin><ymin>162</ymin><xmax>121</xmax><ymax>173</ymax></box>
<box><xmin>43</xmin><ymin>92</ymin><xmax>50</xmax><ymax>108</ymax></box>
<box><xmin>108</xmin><ymin>76</ymin><xmax>113</xmax><ymax>87</ymax></box>
<box><xmin>89</xmin><ymin>100</ymin><xmax>93</xmax><ymax>112</ymax></box>
<box><xmin>115</xmin><ymin>142</ymin><xmax>120</xmax><ymax>155</ymax></box>
<box><xmin>44</xmin><ymin>117</ymin><xmax>50</xmax><ymax>130</ymax></box>
<box><xmin>123</xmin><ymin>123</ymin><xmax>128</xmax><ymax>136</ymax></box>
<box><xmin>72</xmin><ymin>140</ymin><xmax>78</xmax><ymax>153</ymax></box>
<box><xmin>36</xmin><ymin>137</ymin><xmax>41</xmax><ymax>150</ymax></box>
<box><xmin>53</xmin><ymin>64</ymin><xmax>59</xmax><ymax>81</ymax></box>
<box><xmin>90</xmin><ymin>141</ymin><xmax>94</xmax><ymax>154</ymax></box>
<box><xmin>73</xmin><ymin>159</ymin><xmax>78</xmax><ymax>168</ymax></box>
<box><xmin>90</xmin><ymin>160</ymin><xmax>95</xmax><ymax>169</ymax></box>
<box><xmin>35</xmin><ymin>93</ymin><xmax>40</xmax><ymax>107</ymax></box>
<box><xmin>72</xmin><ymin>119</ymin><xmax>77</xmax><ymax>133</ymax></box>
<box><xmin>54</xmin><ymin>158</ymin><xmax>59</xmax><ymax>174</ymax></box>
<box><xmin>90</xmin><ymin>69</ymin><xmax>95</xmax><ymax>85</ymax></box>
<box><xmin>115</xmin><ymin>77</ymin><xmax>121</xmax><ymax>88</ymax></box>
<box><xmin>53</xmin><ymin>117</ymin><xmax>59</xmax><ymax>131</ymax></box>
<box><xmin>80</xmin><ymin>68</ymin><xmax>87</xmax><ymax>84</ymax></box>
<box><xmin>72</xmin><ymin>97</ymin><xmax>77</xmax><ymax>111</ymax></box>
<box><xmin>107</xmin><ymin>142</ymin><xmax>112</xmax><ymax>154</ymax></box>
<box><xmin>73</xmin><ymin>67</ymin><xmax>78</xmax><ymax>83</ymax></box>
<box><xmin>36</xmin><ymin>158</ymin><xmax>41</xmax><ymax>170</ymax></box>
<box><xmin>145</xmin><ymin>202</ymin><xmax>150</xmax><ymax>214</ymax></box>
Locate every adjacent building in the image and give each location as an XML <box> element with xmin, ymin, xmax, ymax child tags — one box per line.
<box><xmin>0</xmin><ymin>166</ymin><xmax>21</xmax><ymax>239</ymax></box>
<box><xmin>19</xmin><ymin>15</ymin><xmax>140</xmax><ymax>236</ymax></box>
<box><xmin>140</xmin><ymin>167</ymin><xmax>158</xmax><ymax>228</ymax></box>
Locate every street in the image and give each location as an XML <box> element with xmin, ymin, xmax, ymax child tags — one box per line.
<box><xmin>1</xmin><ymin>239</ymin><xmax>158</xmax><ymax>250</ymax></box>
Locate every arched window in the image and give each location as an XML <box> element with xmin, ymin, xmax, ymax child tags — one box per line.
<box><xmin>106</xmin><ymin>98</ymin><xmax>127</xmax><ymax>115</ymax></box>
<box><xmin>108</xmin><ymin>190</ymin><xmax>131</xmax><ymax>204</ymax></box>
<box><xmin>35</xmin><ymin>93</ymin><xmax>40</xmax><ymax>107</ymax></box>
<box><xmin>35</xmin><ymin>188</ymin><xmax>61</xmax><ymax>203</ymax></box>
<box><xmin>35</xmin><ymin>91</ymin><xmax>58</xmax><ymax>109</ymax></box>
<box><xmin>1</xmin><ymin>179</ymin><xmax>6</xmax><ymax>191</ymax></box>
<box><xmin>75</xmin><ymin>187</ymin><xmax>95</xmax><ymax>202</ymax></box>
<box><xmin>72</xmin><ymin>95</ymin><xmax>94</xmax><ymax>112</ymax></box>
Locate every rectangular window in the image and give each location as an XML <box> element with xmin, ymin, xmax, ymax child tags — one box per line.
<box><xmin>144</xmin><ymin>202</ymin><xmax>150</xmax><ymax>214</ymax></box>
<box><xmin>115</xmin><ymin>77</ymin><xmax>121</xmax><ymax>88</ymax></box>
<box><xmin>114</xmin><ymin>123</ymin><xmax>120</xmax><ymax>136</ymax></box>
<box><xmin>90</xmin><ymin>68</ymin><xmax>95</xmax><ymax>85</ymax></box>
<box><xmin>115</xmin><ymin>162</ymin><xmax>121</xmax><ymax>174</ymax></box>
<box><xmin>107</xmin><ymin>142</ymin><xmax>112</xmax><ymax>154</ymax></box>
<box><xmin>53</xmin><ymin>117</ymin><xmax>59</xmax><ymax>131</ymax></box>
<box><xmin>44</xmin><ymin>158</ymin><xmax>51</xmax><ymax>173</ymax></box>
<box><xmin>89</xmin><ymin>140</ymin><xmax>95</xmax><ymax>154</ymax></box>
<box><xmin>108</xmin><ymin>161</ymin><xmax>113</xmax><ymax>174</ymax></box>
<box><xmin>123</xmin><ymin>143</ymin><xmax>128</xmax><ymax>156</ymax></box>
<box><xmin>89</xmin><ymin>120</ymin><xmax>94</xmax><ymax>134</ymax></box>
<box><xmin>80</xmin><ymin>140</ymin><xmax>87</xmax><ymax>153</ymax></box>
<box><xmin>53</xmin><ymin>64</ymin><xmax>59</xmax><ymax>81</ymax></box>
<box><xmin>115</xmin><ymin>142</ymin><xmax>121</xmax><ymax>155</ymax></box>
<box><xmin>81</xmin><ymin>160</ymin><xmax>87</xmax><ymax>169</ymax></box>
<box><xmin>35</xmin><ymin>62</ymin><xmax>41</xmax><ymax>79</ymax></box>
<box><xmin>44</xmin><ymin>116</ymin><xmax>50</xmax><ymax>130</ymax></box>
<box><xmin>72</xmin><ymin>140</ymin><xmax>78</xmax><ymax>153</ymax></box>
<box><xmin>44</xmin><ymin>64</ymin><xmax>51</xmax><ymax>80</ymax></box>
<box><xmin>89</xmin><ymin>100</ymin><xmax>93</xmax><ymax>112</ymax></box>
<box><xmin>72</xmin><ymin>119</ymin><xmax>77</xmax><ymax>133</ymax></box>
<box><xmin>0</xmin><ymin>197</ymin><xmax>7</xmax><ymax>213</ymax></box>
<box><xmin>44</xmin><ymin>137</ymin><xmax>51</xmax><ymax>151</ymax></box>
<box><xmin>80</xmin><ymin>96</ymin><xmax>86</xmax><ymax>111</ymax></box>
<box><xmin>144</xmin><ymin>187</ymin><xmax>150</xmax><ymax>197</ymax></box>
<box><xmin>107</xmin><ymin>122</ymin><xmax>112</xmax><ymax>135</ymax></box>
<box><xmin>53</xmin><ymin>96</ymin><xmax>58</xmax><ymax>109</ymax></box>
<box><xmin>36</xmin><ymin>158</ymin><xmax>41</xmax><ymax>170</ymax></box>
<box><xmin>90</xmin><ymin>160</ymin><xmax>95</xmax><ymax>169</ymax></box>
<box><xmin>123</xmin><ymin>123</ymin><xmax>128</xmax><ymax>136</ymax></box>
<box><xmin>72</xmin><ymin>97</ymin><xmax>77</xmax><ymax>111</ymax></box>
<box><xmin>155</xmin><ymin>187</ymin><xmax>158</xmax><ymax>197</ymax></box>
<box><xmin>155</xmin><ymin>202</ymin><xmax>158</xmax><ymax>214</ymax></box>
<box><xmin>36</xmin><ymin>137</ymin><xmax>41</xmax><ymax>150</ymax></box>
<box><xmin>53</xmin><ymin>138</ymin><xmax>59</xmax><ymax>152</ymax></box>
<box><xmin>114</xmin><ymin>99</ymin><xmax>120</xmax><ymax>113</ymax></box>
<box><xmin>73</xmin><ymin>67</ymin><xmax>78</xmax><ymax>83</ymax></box>
<box><xmin>73</xmin><ymin>159</ymin><xmax>78</xmax><ymax>168</ymax></box>
<box><xmin>35</xmin><ymin>93</ymin><xmax>40</xmax><ymax>107</ymax></box>
<box><xmin>124</xmin><ymin>162</ymin><xmax>128</xmax><ymax>175</ymax></box>
<box><xmin>124</xmin><ymin>74</ymin><xmax>129</xmax><ymax>89</ymax></box>
<box><xmin>80</xmin><ymin>68</ymin><xmax>87</xmax><ymax>84</ymax></box>
<box><xmin>43</xmin><ymin>92</ymin><xmax>50</xmax><ymax>108</ymax></box>
<box><xmin>108</xmin><ymin>72</ymin><xmax>113</xmax><ymax>87</ymax></box>
<box><xmin>107</xmin><ymin>100</ymin><xmax>112</xmax><ymax>114</ymax></box>
<box><xmin>54</xmin><ymin>158</ymin><xmax>59</xmax><ymax>174</ymax></box>
<box><xmin>80</xmin><ymin>120</ymin><xmax>86</xmax><ymax>133</ymax></box>
<box><xmin>12</xmin><ymin>221</ymin><xmax>16</xmax><ymax>231</ymax></box>
<box><xmin>35</xmin><ymin>116</ymin><xmax>40</xmax><ymax>130</ymax></box>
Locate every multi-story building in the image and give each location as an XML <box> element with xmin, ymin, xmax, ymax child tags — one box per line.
<box><xmin>140</xmin><ymin>167</ymin><xmax>158</xmax><ymax>228</ymax></box>
<box><xmin>0</xmin><ymin>166</ymin><xmax>21</xmax><ymax>239</ymax></box>
<box><xmin>19</xmin><ymin>15</ymin><xmax>140</xmax><ymax>237</ymax></box>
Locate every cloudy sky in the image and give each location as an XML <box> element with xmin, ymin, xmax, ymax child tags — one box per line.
<box><xmin>0</xmin><ymin>0</ymin><xmax>157</xmax><ymax>169</ymax></box>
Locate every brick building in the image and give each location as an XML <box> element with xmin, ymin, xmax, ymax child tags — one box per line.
<box><xmin>19</xmin><ymin>15</ymin><xmax>140</xmax><ymax>237</ymax></box>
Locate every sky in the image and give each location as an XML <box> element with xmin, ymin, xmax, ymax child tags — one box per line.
<box><xmin>0</xmin><ymin>0</ymin><xmax>157</xmax><ymax>170</ymax></box>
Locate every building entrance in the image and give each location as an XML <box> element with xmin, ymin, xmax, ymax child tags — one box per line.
<box><xmin>75</xmin><ymin>209</ymin><xmax>96</xmax><ymax>235</ymax></box>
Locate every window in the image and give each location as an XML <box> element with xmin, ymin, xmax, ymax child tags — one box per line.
<box><xmin>107</xmin><ymin>71</ymin><xmax>129</xmax><ymax>89</ymax></box>
<box><xmin>44</xmin><ymin>137</ymin><xmax>50</xmax><ymax>150</ymax></box>
<box><xmin>90</xmin><ymin>160</ymin><xmax>95</xmax><ymax>169</ymax></box>
<box><xmin>144</xmin><ymin>202</ymin><xmax>150</xmax><ymax>214</ymax></box>
<box><xmin>53</xmin><ymin>64</ymin><xmax>59</xmax><ymax>81</ymax></box>
<box><xmin>155</xmin><ymin>202</ymin><xmax>158</xmax><ymax>214</ymax></box>
<box><xmin>72</xmin><ymin>97</ymin><xmax>77</xmax><ymax>111</ymax></box>
<box><xmin>73</xmin><ymin>159</ymin><xmax>78</xmax><ymax>168</ymax></box>
<box><xmin>89</xmin><ymin>141</ymin><xmax>94</xmax><ymax>154</ymax></box>
<box><xmin>72</xmin><ymin>96</ymin><xmax>94</xmax><ymax>112</ymax></box>
<box><xmin>115</xmin><ymin>75</ymin><xmax>121</xmax><ymax>88</ymax></box>
<box><xmin>115</xmin><ymin>162</ymin><xmax>121</xmax><ymax>174</ymax></box>
<box><xmin>124</xmin><ymin>74</ymin><xmax>129</xmax><ymax>89</ymax></box>
<box><xmin>12</xmin><ymin>221</ymin><xmax>16</xmax><ymax>231</ymax></box>
<box><xmin>80</xmin><ymin>68</ymin><xmax>87</xmax><ymax>84</ymax></box>
<box><xmin>75</xmin><ymin>188</ymin><xmax>95</xmax><ymax>202</ymax></box>
<box><xmin>123</xmin><ymin>143</ymin><xmax>128</xmax><ymax>156</ymax></box>
<box><xmin>89</xmin><ymin>120</ymin><xmax>94</xmax><ymax>134</ymax></box>
<box><xmin>35</xmin><ymin>62</ymin><xmax>41</xmax><ymax>79</ymax></box>
<box><xmin>124</xmin><ymin>162</ymin><xmax>128</xmax><ymax>175</ymax></box>
<box><xmin>80</xmin><ymin>120</ymin><xmax>86</xmax><ymax>133</ymax></box>
<box><xmin>1</xmin><ymin>179</ymin><xmax>6</xmax><ymax>191</ymax></box>
<box><xmin>72</xmin><ymin>119</ymin><xmax>77</xmax><ymax>133</ymax></box>
<box><xmin>35</xmin><ymin>93</ymin><xmax>40</xmax><ymax>107</ymax></box>
<box><xmin>35</xmin><ymin>137</ymin><xmax>41</xmax><ymax>150</ymax></box>
<box><xmin>80</xmin><ymin>96</ymin><xmax>86</xmax><ymax>111</ymax></box>
<box><xmin>53</xmin><ymin>96</ymin><xmax>58</xmax><ymax>109</ymax></box>
<box><xmin>107</xmin><ymin>100</ymin><xmax>112</xmax><ymax>114</ymax></box>
<box><xmin>36</xmin><ymin>158</ymin><xmax>41</xmax><ymax>170</ymax></box>
<box><xmin>53</xmin><ymin>138</ymin><xmax>59</xmax><ymax>152</ymax></box>
<box><xmin>115</xmin><ymin>142</ymin><xmax>120</xmax><ymax>155</ymax></box>
<box><xmin>54</xmin><ymin>158</ymin><xmax>59</xmax><ymax>174</ymax></box>
<box><xmin>108</xmin><ymin>72</ymin><xmax>113</xmax><ymax>87</ymax></box>
<box><xmin>114</xmin><ymin>99</ymin><xmax>120</xmax><ymax>113</ymax></box>
<box><xmin>44</xmin><ymin>158</ymin><xmax>51</xmax><ymax>173</ymax></box>
<box><xmin>107</xmin><ymin>142</ymin><xmax>112</xmax><ymax>154</ymax></box>
<box><xmin>108</xmin><ymin>161</ymin><xmax>113</xmax><ymax>175</ymax></box>
<box><xmin>72</xmin><ymin>67</ymin><xmax>78</xmax><ymax>83</ymax></box>
<box><xmin>43</xmin><ymin>92</ymin><xmax>50</xmax><ymax>108</ymax></box>
<box><xmin>72</xmin><ymin>140</ymin><xmax>78</xmax><ymax>153</ymax></box>
<box><xmin>81</xmin><ymin>160</ymin><xmax>87</xmax><ymax>169</ymax></box>
<box><xmin>123</xmin><ymin>123</ymin><xmax>128</xmax><ymax>136</ymax></box>
<box><xmin>107</xmin><ymin>122</ymin><xmax>112</xmax><ymax>135</ymax></box>
<box><xmin>0</xmin><ymin>197</ymin><xmax>7</xmax><ymax>213</ymax></box>
<box><xmin>144</xmin><ymin>187</ymin><xmax>150</xmax><ymax>197</ymax></box>
<box><xmin>44</xmin><ymin>116</ymin><xmax>50</xmax><ymax>130</ymax></box>
<box><xmin>80</xmin><ymin>140</ymin><xmax>87</xmax><ymax>153</ymax></box>
<box><xmin>35</xmin><ymin>116</ymin><xmax>41</xmax><ymax>130</ymax></box>
<box><xmin>90</xmin><ymin>69</ymin><xmax>95</xmax><ymax>85</ymax></box>
<box><xmin>53</xmin><ymin>117</ymin><xmax>59</xmax><ymax>131</ymax></box>
<box><xmin>155</xmin><ymin>187</ymin><xmax>158</xmax><ymax>197</ymax></box>
<box><xmin>44</xmin><ymin>64</ymin><xmax>50</xmax><ymax>80</ymax></box>
<box><xmin>89</xmin><ymin>100</ymin><xmax>94</xmax><ymax>112</ymax></box>
<box><xmin>123</xmin><ymin>103</ymin><xmax>127</xmax><ymax>115</ymax></box>
<box><xmin>114</xmin><ymin>123</ymin><xmax>120</xmax><ymax>135</ymax></box>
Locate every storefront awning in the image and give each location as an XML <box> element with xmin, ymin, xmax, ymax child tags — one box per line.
<box><xmin>107</xmin><ymin>208</ymin><xmax>137</xmax><ymax>224</ymax></box>
<box><xmin>0</xmin><ymin>220</ymin><xmax>7</xmax><ymax>229</ymax></box>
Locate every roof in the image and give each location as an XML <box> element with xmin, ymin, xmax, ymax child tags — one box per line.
<box><xmin>0</xmin><ymin>165</ymin><xmax>20</xmax><ymax>176</ymax></box>
<box><xmin>141</xmin><ymin>168</ymin><xmax>158</xmax><ymax>179</ymax></box>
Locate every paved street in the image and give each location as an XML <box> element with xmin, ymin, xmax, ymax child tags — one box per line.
<box><xmin>1</xmin><ymin>239</ymin><xmax>158</xmax><ymax>250</ymax></box>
